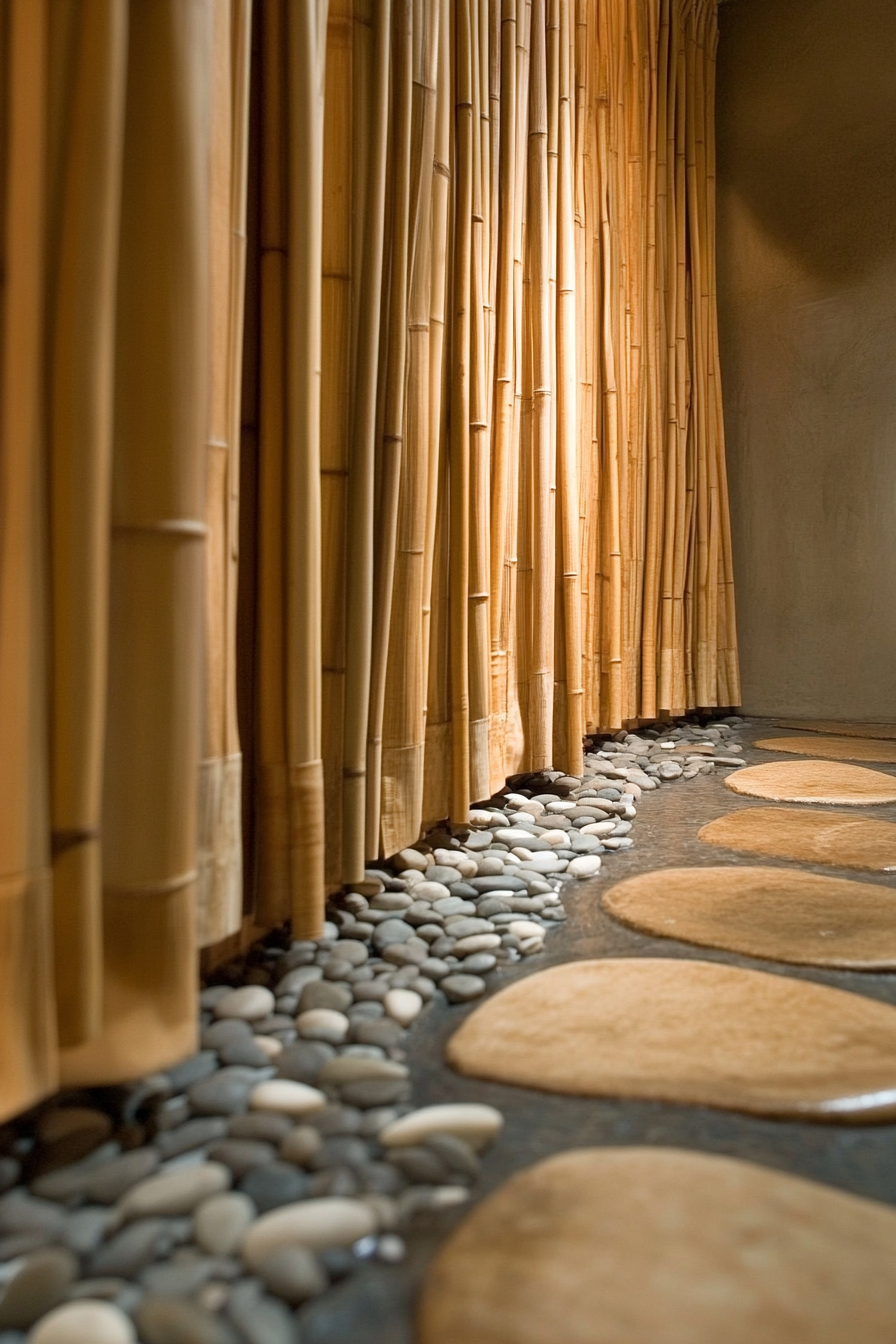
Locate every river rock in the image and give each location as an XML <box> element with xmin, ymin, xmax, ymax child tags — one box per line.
<box><xmin>440</xmin><ymin>974</ymin><xmax>487</xmax><ymax>1004</ymax></box>
<box><xmin>0</xmin><ymin>1249</ymin><xmax>77</xmax><ymax>1330</ymax></box>
<box><xmin>188</xmin><ymin>1067</ymin><xmax>260</xmax><ymax>1116</ymax></box>
<box><xmin>135</xmin><ymin>1295</ymin><xmax>241</xmax><ymax>1344</ymax></box>
<box><xmin>241</xmin><ymin>1199</ymin><xmax>378</xmax><ymax>1268</ymax></box>
<box><xmin>28</xmin><ymin>1300</ymin><xmax>136</xmax><ymax>1344</ymax></box>
<box><xmin>295</xmin><ymin>1010</ymin><xmax>349</xmax><ymax>1046</ymax></box>
<box><xmin>117</xmin><ymin>1164</ymin><xmax>231</xmax><ymax>1222</ymax></box>
<box><xmin>214</xmin><ymin>986</ymin><xmax>276</xmax><ymax>1021</ymax></box>
<box><xmin>567</xmin><ymin>855</ymin><xmax>602</xmax><ymax>878</ymax></box>
<box><xmin>82</xmin><ymin>1149</ymin><xmax>161</xmax><ymax>1205</ymax></box>
<box><xmin>383</xmin><ymin>989</ymin><xmax>423</xmax><ymax>1027</ymax></box>
<box><xmin>225</xmin><ymin>1279</ymin><xmax>299</xmax><ymax>1344</ymax></box>
<box><xmin>379</xmin><ymin>1104</ymin><xmax>504</xmax><ymax>1152</ymax></box>
<box><xmin>206</xmin><ymin>1141</ymin><xmax>276</xmax><ymax>1180</ymax></box>
<box><xmin>193</xmin><ymin>1192</ymin><xmax>257</xmax><ymax>1256</ymax></box>
<box><xmin>239</xmin><ymin>1163</ymin><xmax>309</xmax><ymax>1214</ymax></box>
<box><xmin>276</xmin><ymin>1040</ymin><xmax>333</xmax><ymax>1084</ymax></box>
<box><xmin>256</xmin><ymin>1246</ymin><xmax>328</xmax><ymax>1304</ymax></box>
<box><xmin>249</xmin><ymin>1080</ymin><xmax>326</xmax><ymax>1117</ymax></box>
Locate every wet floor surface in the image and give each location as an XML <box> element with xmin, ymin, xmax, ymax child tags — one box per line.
<box><xmin>301</xmin><ymin>720</ymin><xmax>896</xmax><ymax>1343</ymax></box>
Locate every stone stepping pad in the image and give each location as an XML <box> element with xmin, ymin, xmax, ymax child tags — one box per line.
<box><xmin>776</xmin><ymin>719</ymin><xmax>896</xmax><ymax>741</ymax></box>
<box><xmin>724</xmin><ymin>760</ymin><xmax>896</xmax><ymax>806</ymax></box>
<box><xmin>755</xmin><ymin>735</ymin><xmax>896</xmax><ymax>764</ymax></box>
<box><xmin>446</xmin><ymin>957</ymin><xmax>896</xmax><ymax>1121</ymax></box>
<box><xmin>602</xmin><ymin>865</ymin><xmax>896</xmax><ymax>969</ymax></box>
<box><xmin>418</xmin><ymin>1147</ymin><xmax>896</xmax><ymax>1344</ymax></box>
<box><xmin>699</xmin><ymin>807</ymin><xmax>896</xmax><ymax>872</ymax></box>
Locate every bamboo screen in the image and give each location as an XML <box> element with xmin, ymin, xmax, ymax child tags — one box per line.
<box><xmin>239</xmin><ymin>0</ymin><xmax>740</xmax><ymax>941</ymax></box>
<box><xmin>0</xmin><ymin>0</ymin><xmax>737</xmax><ymax>1118</ymax></box>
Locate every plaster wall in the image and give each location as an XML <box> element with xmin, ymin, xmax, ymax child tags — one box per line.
<box><xmin>716</xmin><ymin>0</ymin><xmax>896</xmax><ymax>720</ymax></box>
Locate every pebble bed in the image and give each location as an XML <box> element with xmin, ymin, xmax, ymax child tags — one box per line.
<box><xmin>0</xmin><ymin>716</ymin><xmax>745</xmax><ymax>1343</ymax></box>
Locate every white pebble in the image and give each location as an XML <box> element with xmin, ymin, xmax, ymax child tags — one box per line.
<box><xmin>118</xmin><ymin>1163</ymin><xmax>231</xmax><ymax>1221</ymax></box>
<box><xmin>411</xmin><ymin>881</ymin><xmax>452</xmax><ymax>902</ymax></box>
<box><xmin>29</xmin><ymin>1301</ymin><xmax>136</xmax><ymax>1344</ymax></box>
<box><xmin>249</xmin><ymin>1079</ymin><xmax>327</xmax><ymax>1116</ymax></box>
<box><xmin>379</xmin><ymin>1103</ymin><xmax>504</xmax><ymax>1152</ymax></box>
<box><xmin>213</xmin><ymin>985</ymin><xmax>275</xmax><ymax>1021</ymax></box>
<box><xmin>253</xmin><ymin>1035</ymin><xmax>284</xmax><ymax>1059</ymax></box>
<box><xmin>524</xmin><ymin>852</ymin><xmax>565</xmax><ymax>873</ymax></box>
<box><xmin>579</xmin><ymin>820</ymin><xmax>616</xmax><ymax>837</ymax></box>
<box><xmin>383</xmin><ymin>988</ymin><xmax>424</xmax><ymax>1027</ymax></box>
<box><xmin>453</xmin><ymin>933</ymin><xmax>502</xmax><ymax>955</ymax></box>
<box><xmin>194</xmin><ymin>1191</ymin><xmax>256</xmax><ymax>1256</ymax></box>
<box><xmin>537</xmin><ymin>830</ymin><xmax>570</xmax><ymax>846</ymax></box>
<box><xmin>296</xmin><ymin>1009</ymin><xmax>350</xmax><ymax>1045</ymax></box>
<box><xmin>568</xmin><ymin>855</ymin><xmax>602</xmax><ymax>878</ymax></box>
<box><xmin>468</xmin><ymin>809</ymin><xmax>495</xmax><ymax>825</ymax></box>
<box><xmin>508</xmin><ymin>919</ymin><xmax>544</xmax><ymax>940</ymax></box>
<box><xmin>395</xmin><ymin>848</ymin><xmax>428</xmax><ymax>871</ymax></box>
<box><xmin>545</xmin><ymin>800</ymin><xmax>576</xmax><ymax>814</ymax></box>
<box><xmin>241</xmin><ymin>1199</ymin><xmax>378</xmax><ymax>1269</ymax></box>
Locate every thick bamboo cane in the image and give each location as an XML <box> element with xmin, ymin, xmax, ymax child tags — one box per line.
<box><xmin>319</xmin><ymin>0</ymin><xmax>352</xmax><ymax>888</ymax></box>
<box><xmin>556</xmin><ymin>0</ymin><xmax>583</xmax><ymax>773</ymax></box>
<box><xmin>380</xmin><ymin>0</ymin><xmax>440</xmax><ymax>855</ymax></box>
<box><xmin>0</xmin><ymin>0</ymin><xmax>57</xmax><ymax>1121</ymax></box>
<box><xmin>450</xmin><ymin>0</ymin><xmax>475</xmax><ymax>821</ymax></box>
<box><xmin>254</xmin><ymin>0</ymin><xmax>289</xmax><ymax>924</ymax></box>
<box><xmin>284</xmin><ymin>0</ymin><xmax>329</xmax><ymax>936</ymax></box>
<box><xmin>527</xmin><ymin>0</ymin><xmax>555</xmax><ymax>767</ymax></box>
<box><xmin>47</xmin><ymin>0</ymin><xmax>127</xmax><ymax>1044</ymax></box>
<box><xmin>64</xmin><ymin>0</ymin><xmax>212</xmax><ymax>1085</ymax></box>
<box><xmin>341</xmin><ymin>0</ymin><xmax>390</xmax><ymax>879</ymax></box>
<box><xmin>367</xmin><ymin>0</ymin><xmax>413</xmax><ymax>857</ymax></box>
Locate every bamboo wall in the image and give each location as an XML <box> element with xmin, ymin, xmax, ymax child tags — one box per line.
<box><xmin>0</xmin><ymin>0</ymin><xmax>737</xmax><ymax>1118</ymax></box>
<box><xmin>239</xmin><ymin>0</ymin><xmax>740</xmax><ymax>938</ymax></box>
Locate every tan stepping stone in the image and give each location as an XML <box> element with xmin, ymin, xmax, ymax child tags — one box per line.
<box><xmin>699</xmin><ymin>807</ymin><xmax>896</xmax><ymax>872</ymax></box>
<box><xmin>446</xmin><ymin>958</ymin><xmax>896</xmax><ymax>1121</ymax></box>
<box><xmin>777</xmin><ymin>718</ymin><xmax>896</xmax><ymax>741</ymax></box>
<box><xmin>755</xmin><ymin>734</ymin><xmax>896</xmax><ymax>764</ymax></box>
<box><xmin>418</xmin><ymin>1147</ymin><xmax>896</xmax><ymax>1344</ymax></box>
<box><xmin>724</xmin><ymin>759</ymin><xmax>896</xmax><ymax>806</ymax></box>
<box><xmin>602</xmin><ymin>866</ymin><xmax>896</xmax><ymax>969</ymax></box>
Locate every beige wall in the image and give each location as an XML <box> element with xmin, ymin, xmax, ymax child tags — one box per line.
<box><xmin>716</xmin><ymin>0</ymin><xmax>896</xmax><ymax>720</ymax></box>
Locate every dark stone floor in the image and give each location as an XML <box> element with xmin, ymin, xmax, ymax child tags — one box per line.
<box><xmin>301</xmin><ymin>720</ymin><xmax>896</xmax><ymax>1343</ymax></box>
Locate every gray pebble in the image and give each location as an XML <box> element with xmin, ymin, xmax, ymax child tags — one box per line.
<box><xmin>445</xmin><ymin>882</ymin><xmax>479</xmax><ymax>899</ymax></box>
<box><xmin>226</xmin><ymin>1278</ymin><xmax>301</xmax><ymax>1344</ymax></box>
<box><xmin>349</xmin><ymin>1019</ymin><xmax>404</xmax><ymax>1049</ymax></box>
<box><xmin>207</xmin><ymin>1141</ymin><xmax>276</xmax><ymax>1179</ymax></box>
<box><xmin>461</xmin><ymin>953</ymin><xmax>497</xmax><ymax>974</ymax></box>
<box><xmin>154</xmin><ymin>1118</ymin><xmax>228</xmax><ymax>1160</ymax></box>
<box><xmin>136</xmin><ymin>1294</ymin><xmax>243</xmax><ymax>1344</ymax></box>
<box><xmin>371</xmin><ymin>920</ymin><xmax>415</xmax><ymax>950</ymax></box>
<box><xmin>83</xmin><ymin>1147</ymin><xmax>161</xmax><ymax>1204</ymax></box>
<box><xmin>0</xmin><ymin>1161</ymin><xmax>21</xmax><ymax>1196</ymax></box>
<box><xmin>276</xmin><ymin>1041</ymin><xmax>334</xmax><ymax>1084</ymax></box>
<box><xmin>352</xmin><ymin>980</ymin><xmax>389</xmax><ymax>1002</ymax></box>
<box><xmin>0</xmin><ymin>1190</ymin><xmax>67</xmax><ymax>1238</ymax></box>
<box><xmin>61</xmin><ymin>1205</ymin><xmax>115</xmax><ymax>1258</ymax></box>
<box><xmin>257</xmin><ymin>1246</ymin><xmax>327</xmax><ymax>1305</ymax></box>
<box><xmin>218</xmin><ymin>1036</ymin><xmax>271</xmax><ymax>1067</ymax></box>
<box><xmin>308</xmin><ymin>1137</ymin><xmax>369</xmax><ymax>1171</ymax></box>
<box><xmin>90</xmin><ymin>1217</ymin><xmax>177</xmax><ymax>1277</ymax></box>
<box><xmin>227</xmin><ymin>1113</ymin><xmax>294</xmax><ymax>1144</ymax></box>
<box><xmin>0</xmin><ymin>1248</ymin><xmax>78</xmax><ymax>1330</ymax></box>
<box><xmin>346</xmin><ymin>1002</ymin><xmax>384</xmax><ymax>1022</ymax></box>
<box><xmin>201</xmin><ymin>1019</ymin><xmax>253</xmax><ymax>1052</ymax></box>
<box><xmin>187</xmin><ymin>1067</ymin><xmax>259</xmax><ymax>1116</ymax></box>
<box><xmin>311</xmin><ymin>1106</ymin><xmax>363</xmax><ymax>1137</ymax></box>
<box><xmin>419</xmin><ymin>958</ymin><xmax>450</xmax><ymax>981</ymax></box>
<box><xmin>339</xmin><ymin>1079</ymin><xmax>409</xmax><ymax>1110</ymax></box>
<box><xmin>441</xmin><ymin>974</ymin><xmax>487</xmax><ymax>1003</ymax></box>
<box><xmin>357</xmin><ymin>1162</ymin><xmax>405</xmax><ymax>1196</ymax></box>
<box><xmin>167</xmin><ymin>1052</ymin><xmax>219</xmax><ymax>1093</ymax></box>
<box><xmin>469</xmin><ymin>876</ymin><xmax>527</xmax><ymax>894</ymax></box>
<box><xmin>299</xmin><ymin>981</ymin><xmax>353</xmax><ymax>1014</ymax></box>
<box><xmin>239</xmin><ymin>1162</ymin><xmax>309</xmax><ymax>1213</ymax></box>
<box><xmin>387</xmin><ymin>1147</ymin><xmax>448</xmax><ymax>1185</ymax></box>
<box><xmin>274</xmin><ymin>965</ymin><xmax>323</xmax><ymax>997</ymax></box>
<box><xmin>442</xmin><ymin>917</ymin><xmax>494</xmax><ymax>939</ymax></box>
<box><xmin>424</xmin><ymin>1132</ymin><xmax>481</xmax><ymax>1177</ymax></box>
<box><xmin>307</xmin><ymin>1168</ymin><xmax>358</xmax><ymax>1198</ymax></box>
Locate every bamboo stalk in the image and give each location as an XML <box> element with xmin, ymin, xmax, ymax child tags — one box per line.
<box><xmin>64</xmin><ymin>0</ymin><xmax>212</xmax><ymax>1085</ymax></box>
<box><xmin>0</xmin><ymin>0</ymin><xmax>57</xmax><ymax>1121</ymax></box>
<box><xmin>284</xmin><ymin>0</ymin><xmax>329</xmax><ymax>936</ymax></box>
<box><xmin>47</xmin><ymin>0</ymin><xmax>127</xmax><ymax>1044</ymax></box>
<box><xmin>341</xmin><ymin>0</ymin><xmax>390</xmax><ymax>879</ymax></box>
<box><xmin>367</xmin><ymin>0</ymin><xmax>413</xmax><ymax>856</ymax></box>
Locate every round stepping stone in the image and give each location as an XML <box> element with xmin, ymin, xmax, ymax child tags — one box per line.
<box><xmin>755</xmin><ymin>735</ymin><xmax>896</xmax><ymax>764</ymax></box>
<box><xmin>776</xmin><ymin>719</ymin><xmax>896</xmax><ymax>741</ymax></box>
<box><xmin>724</xmin><ymin>760</ymin><xmax>896</xmax><ymax>806</ymax></box>
<box><xmin>699</xmin><ymin>807</ymin><xmax>896</xmax><ymax>872</ymax></box>
<box><xmin>446</xmin><ymin>958</ymin><xmax>896</xmax><ymax>1121</ymax></box>
<box><xmin>602</xmin><ymin>866</ymin><xmax>896</xmax><ymax>969</ymax></box>
<box><xmin>418</xmin><ymin>1147</ymin><xmax>896</xmax><ymax>1344</ymax></box>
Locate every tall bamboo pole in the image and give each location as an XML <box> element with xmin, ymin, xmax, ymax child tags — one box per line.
<box><xmin>285</xmin><ymin>0</ymin><xmax>329</xmax><ymax>936</ymax></box>
<box><xmin>47</xmin><ymin>0</ymin><xmax>127</xmax><ymax>1044</ymax></box>
<box><xmin>64</xmin><ymin>0</ymin><xmax>212</xmax><ymax>1084</ymax></box>
<box><xmin>367</xmin><ymin>0</ymin><xmax>413</xmax><ymax>856</ymax></box>
<box><xmin>341</xmin><ymin>0</ymin><xmax>390</xmax><ymax>880</ymax></box>
<box><xmin>0</xmin><ymin>0</ymin><xmax>57</xmax><ymax>1121</ymax></box>
<box><xmin>450</xmin><ymin>0</ymin><xmax>475</xmax><ymax>821</ymax></box>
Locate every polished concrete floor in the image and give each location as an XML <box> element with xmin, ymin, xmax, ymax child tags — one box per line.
<box><xmin>301</xmin><ymin>720</ymin><xmax>896</xmax><ymax>1343</ymax></box>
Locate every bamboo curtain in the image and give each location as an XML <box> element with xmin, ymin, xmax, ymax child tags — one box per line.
<box><xmin>0</xmin><ymin>0</ymin><xmax>738</xmax><ymax>1120</ymax></box>
<box><xmin>240</xmin><ymin>0</ymin><xmax>739</xmax><ymax>936</ymax></box>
